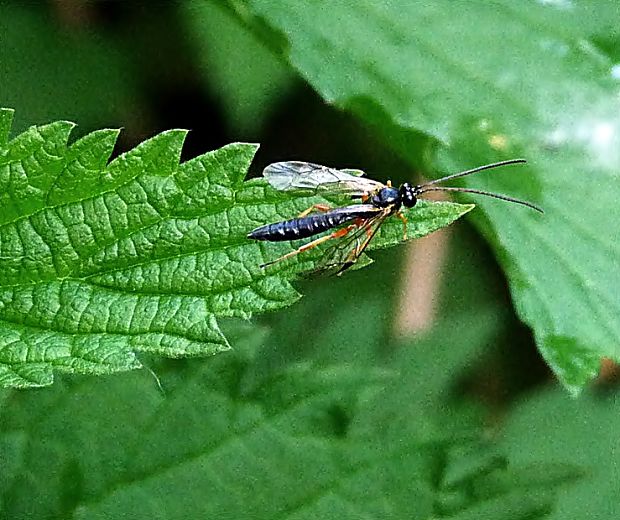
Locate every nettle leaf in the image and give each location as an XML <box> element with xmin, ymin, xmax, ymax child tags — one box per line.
<box><xmin>0</xmin><ymin>107</ymin><xmax>471</xmax><ymax>388</ymax></box>
<box><xmin>237</xmin><ymin>0</ymin><xmax>620</xmax><ymax>392</ymax></box>
<box><xmin>0</xmin><ymin>337</ymin><xmax>577</xmax><ymax>519</ymax></box>
<box><xmin>499</xmin><ymin>389</ymin><xmax>620</xmax><ymax>520</ymax></box>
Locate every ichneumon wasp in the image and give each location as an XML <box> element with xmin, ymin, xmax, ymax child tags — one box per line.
<box><xmin>248</xmin><ymin>159</ymin><xmax>543</xmax><ymax>274</ymax></box>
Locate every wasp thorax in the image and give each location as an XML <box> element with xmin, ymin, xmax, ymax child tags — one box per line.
<box><xmin>371</xmin><ymin>186</ymin><xmax>400</xmax><ymax>208</ymax></box>
<box><xmin>399</xmin><ymin>183</ymin><xmax>417</xmax><ymax>208</ymax></box>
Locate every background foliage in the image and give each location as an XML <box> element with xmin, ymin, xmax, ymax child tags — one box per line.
<box><xmin>1</xmin><ymin>1</ymin><xmax>618</xmax><ymax>518</ymax></box>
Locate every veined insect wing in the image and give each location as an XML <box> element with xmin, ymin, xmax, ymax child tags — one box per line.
<box><xmin>339</xmin><ymin>168</ymin><xmax>365</xmax><ymax>177</ymax></box>
<box><xmin>262</xmin><ymin>161</ymin><xmax>383</xmax><ymax>196</ymax></box>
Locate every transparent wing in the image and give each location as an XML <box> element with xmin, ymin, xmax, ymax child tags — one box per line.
<box><xmin>314</xmin><ymin>208</ymin><xmax>391</xmax><ymax>276</ymax></box>
<box><xmin>264</xmin><ymin>161</ymin><xmax>384</xmax><ymax>196</ymax></box>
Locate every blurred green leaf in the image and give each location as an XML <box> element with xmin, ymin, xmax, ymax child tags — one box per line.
<box><xmin>499</xmin><ymin>388</ymin><xmax>620</xmax><ymax>520</ymax></box>
<box><xmin>338</xmin><ymin>334</ymin><xmax>580</xmax><ymax>520</ymax></box>
<box><xmin>0</xmin><ymin>3</ymin><xmax>136</xmax><ymax>134</ymax></box>
<box><xmin>0</xmin><ymin>332</ymin><xmax>577</xmax><ymax>519</ymax></box>
<box><xmin>251</xmin><ymin>256</ymin><xmax>580</xmax><ymax>518</ymax></box>
<box><xmin>0</xmin><ymin>430</ymin><xmax>26</xmax><ymax>511</ymax></box>
<box><xmin>235</xmin><ymin>0</ymin><xmax>620</xmax><ymax>392</ymax></box>
<box><xmin>0</xmin><ymin>108</ymin><xmax>471</xmax><ymax>387</ymax></box>
<box><xmin>181</xmin><ymin>1</ymin><xmax>295</xmax><ymax>136</ymax></box>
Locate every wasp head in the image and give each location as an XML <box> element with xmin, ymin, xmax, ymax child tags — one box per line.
<box><xmin>399</xmin><ymin>183</ymin><xmax>417</xmax><ymax>208</ymax></box>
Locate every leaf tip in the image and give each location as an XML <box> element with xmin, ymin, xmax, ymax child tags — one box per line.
<box><xmin>538</xmin><ymin>334</ymin><xmax>602</xmax><ymax>394</ymax></box>
<box><xmin>462</xmin><ymin>203</ymin><xmax>476</xmax><ymax>215</ymax></box>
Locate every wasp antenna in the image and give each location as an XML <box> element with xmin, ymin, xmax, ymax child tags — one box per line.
<box><xmin>418</xmin><ymin>186</ymin><xmax>543</xmax><ymax>213</ymax></box>
<box><xmin>422</xmin><ymin>158</ymin><xmax>527</xmax><ymax>187</ymax></box>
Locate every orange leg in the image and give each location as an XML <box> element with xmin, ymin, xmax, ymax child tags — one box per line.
<box><xmin>396</xmin><ymin>211</ymin><xmax>408</xmax><ymax>240</ymax></box>
<box><xmin>297</xmin><ymin>203</ymin><xmax>331</xmax><ymax>218</ymax></box>
<box><xmin>261</xmin><ymin>225</ymin><xmax>356</xmax><ymax>268</ymax></box>
<box><xmin>334</xmin><ymin>217</ymin><xmax>377</xmax><ymax>269</ymax></box>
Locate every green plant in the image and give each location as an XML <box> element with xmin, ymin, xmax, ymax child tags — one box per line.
<box><xmin>0</xmin><ymin>107</ymin><xmax>470</xmax><ymax>388</ymax></box>
<box><xmin>1</xmin><ymin>1</ymin><xmax>619</xmax><ymax>518</ymax></box>
<box><xmin>224</xmin><ymin>0</ymin><xmax>620</xmax><ymax>394</ymax></box>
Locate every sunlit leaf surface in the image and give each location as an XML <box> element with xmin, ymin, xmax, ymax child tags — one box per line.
<box><xmin>0</xmin><ymin>108</ymin><xmax>470</xmax><ymax>387</ymax></box>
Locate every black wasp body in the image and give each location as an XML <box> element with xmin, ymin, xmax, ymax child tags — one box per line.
<box><xmin>247</xmin><ymin>159</ymin><xmax>541</xmax><ymax>272</ymax></box>
<box><xmin>248</xmin><ymin>204</ymin><xmax>380</xmax><ymax>242</ymax></box>
<box><xmin>248</xmin><ymin>183</ymin><xmax>417</xmax><ymax>243</ymax></box>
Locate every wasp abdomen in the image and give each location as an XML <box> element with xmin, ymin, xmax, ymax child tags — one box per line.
<box><xmin>248</xmin><ymin>212</ymin><xmax>355</xmax><ymax>242</ymax></box>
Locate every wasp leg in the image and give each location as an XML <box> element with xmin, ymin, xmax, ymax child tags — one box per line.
<box><xmin>334</xmin><ymin>218</ymin><xmax>378</xmax><ymax>275</ymax></box>
<box><xmin>346</xmin><ymin>224</ymin><xmax>374</xmax><ymax>267</ymax></box>
<box><xmin>396</xmin><ymin>211</ymin><xmax>408</xmax><ymax>240</ymax></box>
<box><xmin>346</xmin><ymin>221</ymin><xmax>373</xmax><ymax>265</ymax></box>
<box><xmin>297</xmin><ymin>203</ymin><xmax>331</xmax><ymax>218</ymax></box>
<box><xmin>350</xmin><ymin>217</ymin><xmax>372</xmax><ymax>255</ymax></box>
<box><xmin>261</xmin><ymin>225</ymin><xmax>356</xmax><ymax>268</ymax></box>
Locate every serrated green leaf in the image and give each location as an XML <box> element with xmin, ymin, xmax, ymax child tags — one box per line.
<box><xmin>0</xmin><ymin>107</ymin><xmax>471</xmax><ymax>387</ymax></box>
<box><xmin>236</xmin><ymin>0</ymin><xmax>620</xmax><ymax>391</ymax></box>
